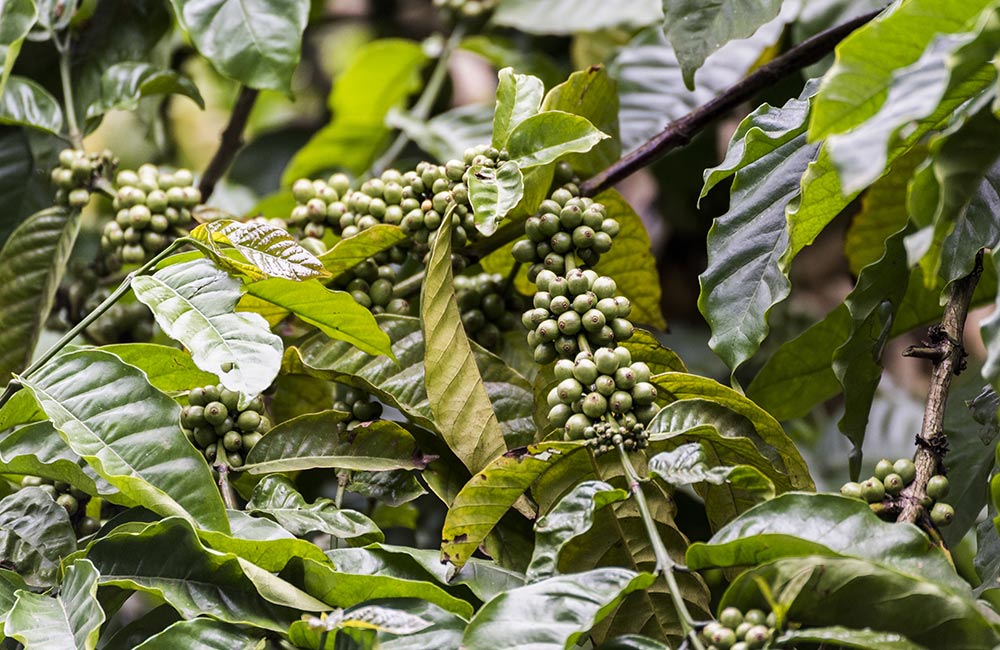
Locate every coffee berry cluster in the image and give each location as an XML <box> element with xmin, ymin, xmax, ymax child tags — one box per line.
<box><xmin>332</xmin><ymin>384</ymin><xmax>384</xmax><ymax>430</ymax></box>
<box><xmin>100</xmin><ymin>164</ymin><xmax>200</xmax><ymax>272</ymax></box>
<box><xmin>20</xmin><ymin>476</ymin><xmax>100</xmax><ymax>538</ymax></box>
<box><xmin>50</xmin><ymin>148</ymin><xmax>113</xmax><ymax>208</ymax></box>
<box><xmin>840</xmin><ymin>457</ymin><xmax>953</xmax><ymax>526</ymax></box>
<box><xmin>455</xmin><ymin>272</ymin><xmax>523</xmax><ymax>348</ymax></box>
<box><xmin>701</xmin><ymin>607</ymin><xmax>777</xmax><ymax>650</ymax></box>
<box><xmin>181</xmin><ymin>383</ymin><xmax>271</xmax><ymax>469</ymax></box>
<box><xmin>332</xmin><ymin>255</ymin><xmax>412</xmax><ymax>316</ymax></box>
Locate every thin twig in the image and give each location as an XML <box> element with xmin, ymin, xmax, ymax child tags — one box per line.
<box><xmin>216</xmin><ymin>460</ymin><xmax>239</xmax><ymax>509</ymax></box>
<box><xmin>579</xmin><ymin>7</ymin><xmax>885</xmax><ymax>197</ymax></box>
<box><xmin>53</xmin><ymin>32</ymin><xmax>83</xmax><ymax>149</ymax></box>
<box><xmin>897</xmin><ymin>251</ymin><xmax>984</xmax><ymax>526</ymax></box>
<box><xmin>198</xmin><ymin>85</ymin><xmax>260</xmax><ymax>202</ymax></box>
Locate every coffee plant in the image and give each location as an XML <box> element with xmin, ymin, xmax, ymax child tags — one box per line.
<box><xmin>4</xmin><ymin>0</ymin><xmax>1000</xmax><ymax>648</ymax></box>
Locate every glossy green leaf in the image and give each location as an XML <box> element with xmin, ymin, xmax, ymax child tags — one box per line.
<box><xmin>289</xmin><ymin>599</ymin><xmax>465</xmax><ymax>650</ymax></box>
<box><xmin>0</xmin><ymin>568</ymin><xmax>27</xmax><ymax>631</ymax></box>
<box><xmin>245</xmin><ymin>476</ymin><xmax>382</xmax><ymax>546</ymax></box>
<box><xmin>317</xmin><ymin>224</ymin><xmax>408</xmax><ymax>276</ymax></box>
<box><xmin>191</xmin><ymin>219</ymin><xmax>329</xmax><ymax>282</ymax></box>
<box><xmin>0</xmin><ymin>127</ymin><xmax>34</xmax><ymax>247</ymax></box>
<box><xmin>247</xmin><ymin>278</ymin><xmax>392</xmax><ymax>357</ymax></box>
<box><xmin>83</xmin><ymin>517</ymin><xmax>315</xmax><ymax>631</ymax></box>
<box><xmin>597</xmin><ymin>635</ymin><xmax>671</xmax><ymax>650</ymax></box>
<box><xmin>810</xmin><ymin>0</ymin><xmax>991</xmax><ymax>140</ymax></box>
<box><xmin>937</xmin><ymin>168</ymin><xmax>1000</xmax><ymax>286</ymax></box>
<box><xmin>347</xmin><ymin>470</ymin><xmax>425</xmax><ymax>507</ymax></box>
<box><xmin>131</xmin><ymin>618</ymin><xmax>264</xmax><ymax>650</ymax></box>
<box><xmin>698</xmin><ymin>88</ymin><xmax>819</xmax><ymax>376</ymax></box>
<box><xmin>6</xmin><ymin>559</ymin><xmax>103</xmax><ymax>650</ymax></box>
<box><xmin>280</xmin><ymin>556</ymin><xmax>473</xmax><ymax>617</ymax></box>
<box><xmin>19</xmin><ymin>348</ymin><xmax>229</xmax><ymax>533</ymax></box>
<box><xmin>593</xmin><ymin>190</ymin><xmax>665</xmax><ymax>329</ymax></box>
<box><xmin>462</xmin><ymin>569</ymin><xmax>655</xmax><ymax>650</ymax></box>
<box><xmin>0</xmin><ymin>0</ymin><xmax>36</xmax><ymax>96</ymax></box>
<box><xmin>662</xmin><ymin>0</ymin><xmax>782</xmax><ymax>88</ymax></box>
<box><xmin>651</xmin><ymin>373</ymin><xmax>813</xmax><ymax>489</ymax></box>
<box><xmin>168</xmin><ymin>0</ymin><xmax>308</xmax><ymax>94</ymax></box>
<box><xmin>86</xmin><ymin>62</ymin><xmax>203</xmax><ymax>119</ymax></box>
<box><xmin>776</xmin><ymin>626</ymin><xmax>928</xmax><ymax>650</ymax></box>
<box><xmin>0</xmin><ymin>387</ymin><xmax>44</xmax><ymax>430</ymax></box>
<box><xmin>909</xmin><ymin>101</ymin><xmax>1000</xmax><ymax>284</ymax></box>
<box><xmin>0</xmin><ymin>487</ymin><xmax>75</xmax><ymax>586</ymax></box>
<box><xmin>492</xmin><ymin>67</ymin><xmax>544</xmax><ymax>149</ymax></box>
<box><xmin>647</xmin><ymin>443</ymin><xmax>775</xmax><ymax>497</ymax></box>
<box><xmin>421</xmin><ymin>215</ymin><xmax>508</xmax><ymax>473</ymax></box>
<box><xmin>526</xmin><ymin>480</ymin><xmax>627</xmax><ymax>583</ymax></box>
<box><xmin>131</xmin><ymin>258</ymin><xmax>283</xmax><ymax>399</ymax></box>
<box><xmin>491</xmin><ymin>0</ymin><xmax>661</xmax><ymax>34</ymax></box>
<box><xmin>242</xmin><ymin>410</ymin><xmax>426</xmax><ymax>474</ymax></box>
<box><xmin>99</xmin><ymin>343</ymin><xmax>219</xmax><ymax>393</ymax></box>
<box><xmin>0</xmin><ymin>206</ymin><xmax>79</xmax><ymax>382</ymax></box>
<box><xmin>467</xmin><ymin>161</ymin><xmax>524</xmax><ymax>236</ymax></box>
<box><xmin>200</xmin><ymin>510</ymin><xmax>330</xmax><ymax>571</ymax></box>
<box><xmin>287</xmin><ymin>315</ymin><xmax>536</xmax><ymax>448</ymax></box>
<box><xmin>505</xmin><ymin>111</ymin><xmax>609</xmax><ymax>170</ymax></box>
<box><xmin>0</xmin><ymin>421</ymin><xmax>111</xmax><ymax>499</ymax></box>
<box><xmin>687</xmin><ymin>493</ymin><xmax>968</xmax><ymax>593</ymax></box>
<box><xmin>722</xmin><ymin>556</ymin><xmax>998</xmax><ymax>649</ymax></box>
<box><xmin>283</xmin><ymin>39</ymin><xmax>427</xmax><ymax>182</ymax></box>
<box><xmin>387</xmin><ymin>103</ymin><xmax>495</xmax><ymax>163</ymax></box>
<box><xmin>329</xmin><ymin>544</ymin><xmax>525</xmax><ymax>604</ymax></box>
<box><xmin>441</xmin><ymin>442</ymin><xmax>587</xmax><ymax>569</ymax></box>
<box><xmin>621</xmin><ymin>328</ymin><xmax>685</xmax><ymax>374</ymax></box>
<box><xmin>540</xmin><ymin>66</ymin><xmax>620</xmax><ymax>176</ymax></box>
<box><xmin>0</xmin><ymin>75</ymin><xmax>61</xmax><ymax>133</ymax></box>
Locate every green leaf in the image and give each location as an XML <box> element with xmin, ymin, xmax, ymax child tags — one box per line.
<box><xmin>0</xmin><ymin>421</ymin><xmax>112</xmax><ymax>500</ymax></box>
<box><xmin>492</xmin><ymin>67</ymin><xmax>544</xmax><ymax>150</ymax></box>
<box><xmin>462</xmin><ymin>569</ymin><xmax>656</xmax><ymax>650</ymax></box>
<box><xmin>167</xmin><ymin>0</ymin><xmax>308</xmax><ymax>94</ymax></box>
<box><xmin>6</xmin><ymin>559</ymin><xmax>104</xmax><ymax>650</ymax></box>
<box><xmin>131</xmin><ymin>618</ymin><xmax>265</xmax><ymax>650</ymax></box>
<box><xmin>82</xmin><ymin>517</ymin><xmax>312</xmax><ymax>632</ymax></box>
<box><xmin>505</xmin><ymin>110</ymin><xmax>609</xmax><ymax>170</ymax></box>
<box><xmin>441</xmin><ymin>442</ymin><xmax>588</xmax><ymax>569</ymax></box>
<box><xmin>280</xmin><ymin>556</ymin><xmax>473</xmax><ymax>618</ymax></box>
<box><xmin>99</xmin><ymin>343</ymin><xmax>219</xmax><ymax>393</ymax></box>
<box><xmin>662</xmin><ymin>0</ymin><xmax>782</xmax><ymax>88</ymax></box>
<box><xmin>245</xmin><ymin>475</ymin><xmax>382</xmax><ymax>546</ymax></box>
<box><xmin>491</xmin><ymin>0</ymin><xmax>662</xmax><ymax>35</ymax></box>
<box><xmin>242</xmin><ymin>410</ymin><xmax>426</xmax><ymax>474</ymax></box>
<box><xmin>283</xmin><ymin>39</ymin><xmax>428</xmax><ymax>181</ymax></box>
<box><xmin>467</xmin><ymin>161</ymin><xmax>524</xmax><ymax>236</ymax></box>
<box><xmin>421</xmin><ymin>215</ymin><xmax>508</xmax><ymax>473</ymax></box>
<box><xmin>86</xmin><ymin>62</ymin><xmax>203</xmax><ymax>119</ymax></box>
<box><xmin>909</xmin><ymin>101</ymin><xmax>1000</xmax><ymax>284</ymax></box>
<box><xmin>722</xmin><ymin>556</ymin><xmax>999</xmax><ymax>649</ymax></box>
<box><xmin>19</xmin><ymin>348</ymin><xmax>229</xmax><ymax>533</ymax></box>
<box><xmin>289</xmin><ymin>600</ymin><xmax>465</xmax><ymax>650</ymax></box>
<box><xmin>287</xmin><ymin>315</ymin><xmax>536</xmax><ymax>449</ymax></box>
<box><xmin>0</xmin><ymin>76</ymin><xmax>62</xmax><ymax>133</ymax></box>
<box><xmin>0</xmin><ymin>487</ymin><xmax>76</xmax><ymax>586</ymax></box>
<box><xmin>317</xmin><ymin>224</ymin><xmax>409</xmax><ymax>276</ymax></box>
<box><xmin>0</xmin><ymin>567</ymin><xmax>27</xmax><ymax>630</ymax></box>
<box><xmin>131</xmin><ymin>258</ymin><xmax>283</xmax><ymax>399</ymax></box>
<box><xmin>0</xmin><ymin>0</ymin><xmax>37</xmax><ymax>96</ymax></box>
<box><xmin>191</xmin><ymin>219</ymin><xmax>329</xmax><ymax>282</ymax></box>
<box><xmin>593</xmin><ymin>190</ymin><xmax>665</xmax><ymax>329</ymax></box>
<box><xmin>776</xmin><ymin>626</ymin><xmax>929</xmax><ymax>650</ymax></box>
<box><xmin>650</xmin><ymin>373</ymin><xmax>814</xmax><ymax>490</ymax></box>
<box><xmin>686</xmin><ymin>493</ymin><xmax>968</xmax><ymax>594</ymax></box>
<box><xmin>809</xmin><ymin>0</ymin><xmax>992</xmax><ymax>140</ymax></box>
<box><xmin>647</xmin><ymin>443</ymin><xmax>775</xmax><ymax>498</ymax></box>
<box><xmin>197</xmin><ymin>510</ymin><xmax>330</xmax><ymax>571</ymax></box>
<box><xmin>539</xmin><ymin>66</ymin><xmax>621</xmax><ymax>176</ymax></box>
<box><xmin>526</xmin><ymin>480</ymin><xmax>628</xmax><ymax>583</ymax></box>
<box><xmin>0</xmin><ymin>127</ymin><xmax>35</xmax><ymax>247</ymax></box>
<box><xmin>246</xmin><ymin>278</ymin><xmax>392</xmax><ymax>357</ymax></box>
<box><xmin>387</xmin><ymin>103</ymin><xmax>495</xmax><ymax>163</ymax></box>
<box><xmin>0</xmin><ymin>206</ymin><xmax>79</xmax><ymax>382</ymax></box>
<box><xmin>698</xmin><ymin>88</ymin><xmax>819</xmax><ymax>376</ymax></box>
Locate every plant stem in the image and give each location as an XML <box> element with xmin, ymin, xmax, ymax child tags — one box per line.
<box><xmin>335</xmin><ymin>470</ymin><xmax>350</xmax><ymax>509</ymax></box>
<box><xmin>198</xmin><ymin>85</ymin><xmax>260</xmax><ymax>202</ymax></box>
<box><xmin>215</xmin><ymin>454</ymin><xmax>239</xmax><ymax>509</ymax></box>
<box><xmin>53</xmin><ymin>32</ymin><xmax>82</xmax><ymax>149</ymax></box>
<box><xmin>369</xmin><ymin>22</ymin><xmax>468</xmax><ymax>176</ymax></box>
<box><xmin>579</xmin><ymin>7</ymin><xmax>885</xmax><ymax>197</ymax></box>
<box><xmin>617</xmin><ymin>443</ymin><xmax>704</xmax><ymax>649</ymax></box>
<box><xmin>897</xmin><ymin>251</ymin><xmax>984</xmax><ymax>526</ymax></box>
<box><xmin>0</xmin><ymin>238</ymin><xmax>190</xmax><ymax>409</ymax></box>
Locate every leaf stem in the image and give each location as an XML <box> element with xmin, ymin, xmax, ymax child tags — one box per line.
<box><xmin>198</xmin><ymin>85</ymin><xmax>260</xmax><ymax>202</ymax></box>
<box><xmin>617</xmin><ymin>443</ymin><xmax>704</xmax><ymax>649</ymax></box>
<box><xmin>53</xmin><ymin>31</ymin><xmax>82</xmax><ymax>149</ymax></box>
<box><xmin>335</xmin><ymin>469</ymin><xmax>350</xmax><ymax>509</ymax></box>
<box><xmin>369</xmin><ymin>22</ymin><xmax>468</xmax><ymax>176</ymax></box>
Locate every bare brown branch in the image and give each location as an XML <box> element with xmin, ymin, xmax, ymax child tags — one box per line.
<box><xmin>198</xmin><ymin>85</ymin><xmax>260</xmax><ymax>203</ymax></box>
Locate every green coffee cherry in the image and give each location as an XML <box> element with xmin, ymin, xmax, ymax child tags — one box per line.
<box><xmin>874</xmin><ymin>458</ymin><xmax>894</xmax><ymax>481</ymax></box>
<box><xmin>893</xmin><ymin>458</ymin><xmax>916</xmax><ymax>484</ymax></box>
<box><xmin>883</xmin><ymin>473</ymin><xmax>904</xmax><ymax>496</ymax></box>
<box><xmin>927</xmin><ymin>474</ymin><xmax>950</xmax><ymax>500</ymax></box>
<box><xmin>930</xmin><ymin>502</ymin><xmax>954</xmax><ymax>527</ymax></box>
<box><xmin>862</xmin><ymin>477</ymin><xmax>886</xmax><ymax>503</ymax></box>
<box><xmin>719</xmin><ymin>607</ymin><xmax>743</xmax><ymax>628</ymax></box>
<box><xmin>840</xmin><ymin>481</ymin><xmax>864</xmax><ymax>499</ymax></box>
